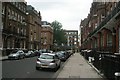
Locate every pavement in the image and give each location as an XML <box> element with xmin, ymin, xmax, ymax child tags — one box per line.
<box><xmin>57</xmin><ymin>52</ymin><xmax>105</xmax><ymax>79</ymax></box>
<box><xmin>0</xmin><ymin>56</ymin><xmax>8</xmax><ymax>61</ymax></box>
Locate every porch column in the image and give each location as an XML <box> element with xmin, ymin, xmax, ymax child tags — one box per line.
<box><xmin>112</xmin><ymin>28</ymin><xmax>116</xmax><ymax>53</ymax></box>
<box><xmin>92</xmin><ymin>37</ymin><xmax>97</xmax><ymax>49</ymax></box>
<box><xmin>87</xmin><ymin>41</ymin><xmax>90</xmax><ymax>49</ymax></box>
<box><xmin>89</xmin><ymin>39</ymin><xmax>92</xmax><ymax>49</ymax></box>
<box><xmin>90</xmin><ymin>38</ymin><xmax>92</xmax><ymax>49</ymax></box>
<box><xmin>102</xmin><ymin>29</ymin><xmax>107</xmax><ymax>49</ymax></box>
<box><xmin>116</xmin><ymin>25</ymin><xmax>119</xmax><ymax>53</ymax></box>
<box><xmin>97</xmin><ymin>32</ymin><xmax>101</xmax><ymax>51</ymax></box>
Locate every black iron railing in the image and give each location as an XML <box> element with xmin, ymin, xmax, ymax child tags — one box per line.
<box><xmin>81</xmin><ymin>48</ymin><xmax>120</xmax><ymax>80</ymax></box>
<box><xmin>101</xmin><ymin>54</ymin><xmax>120</xmax><ymax>80</ymax></box>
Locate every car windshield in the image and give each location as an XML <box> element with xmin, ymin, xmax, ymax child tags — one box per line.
<box><xmin>11</xmin><ymin>50</ymin><xmax>21</xmax><ymax>54</ymax></box>
<box><xmin>11</xmin><ymin>50</ymin><xmax>18</xmax><ymax>53</ymax></box>
<box><xmin>57</xmin><ymin>52</ymin><xmax>64</xmax><ymax>57</ymax></box>
<box><xmin>28</xmin><ymin>51</ymin><xmax>32</xmax><ymax>53</ymax></box>
<box><xmin>40</xmin><ymin>54</ymin><xmax>53</xmax><ymax>59</ymax></box>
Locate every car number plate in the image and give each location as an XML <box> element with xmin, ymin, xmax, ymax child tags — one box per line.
<box><xmin>41</xmin><ymin>65</ymin><xmax>48</xmax><ymax>68</ymax></box>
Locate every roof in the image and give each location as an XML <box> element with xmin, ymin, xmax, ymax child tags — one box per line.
<box><xmin>42</xmin><ymin>53</ymin><xmax>55</xmax><ymax>56</ymax></box>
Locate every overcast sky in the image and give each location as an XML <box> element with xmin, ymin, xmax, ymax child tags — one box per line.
<box><xmin>26</xmin><ymin>0</ymin><xmax>93</xmax><ymax>32</ymax></box>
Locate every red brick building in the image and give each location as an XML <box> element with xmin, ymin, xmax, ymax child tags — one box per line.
<box><xmin>2</xmin><ymin>2</ymin><xmax>27</xmax><ymax>55</ymax></box>
<box><xmin>41</xmin><ymin>21</ymin><xmax>53</xmax><ymax>50</ymax></box>
<box><xmin>26</xmin><ymin>5</ymin><xmax>42</xmax><ymax>50</ymax></box>
<box><xmin>80</xmin><ymin>2</ymin><xmax>120</xmax><ymax>53</ymax></box>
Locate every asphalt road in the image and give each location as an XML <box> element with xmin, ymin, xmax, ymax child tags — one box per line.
<box><xmin>2</xmin><ymin>56</ymin><xmax>65</xmax><ymax>79</ymax></box>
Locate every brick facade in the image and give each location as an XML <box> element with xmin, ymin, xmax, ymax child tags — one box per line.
<box><xmin>2</xmin><ymin>2</ymin><xmax>27</xmax><ymax>55</ymax></box>
<box><xmin>80</xmin><ymin>1</ymin><xmax>120</xmax><ymax>53</ymax></box>
<box><xmin>26</xmin><ymin>5</ymin><xmax>42</xmax><ymax>50</ymax></box>
<box><xmin>41</xmin><ymin>21</ymin><xmax>53</xmax><ymax>50</ymax></box>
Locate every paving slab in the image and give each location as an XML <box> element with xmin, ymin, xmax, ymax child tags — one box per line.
<box><xmin>57</xmin><ymin>53</ymin><xmax>103</xmax><ymax>79</ymax></box>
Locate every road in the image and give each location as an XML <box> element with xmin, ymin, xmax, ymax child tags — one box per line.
<box><xmin>2</xmin><ymin>56</ymin><xmax>64</xmax><ymax>79</ymax></box>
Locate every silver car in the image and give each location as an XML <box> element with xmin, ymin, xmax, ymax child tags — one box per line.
<box><xmin>8</xmin><ymin>50</ymin><xmax>25</xmax><ymax>60</ymax></box>
<box><xmin>36</xmin><ymin>53</ymin><xmax>61</xmax><ymax>71</ymax></box>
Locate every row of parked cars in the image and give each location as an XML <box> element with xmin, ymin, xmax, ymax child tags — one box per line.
<box><xmin>8</xmin><ymin>49</ymin><xmax>53</xmax><ymax>60</ymax></box>
<box><xmin>35</xmin><ymin>50</ymin><xmax>73</xmax><ymax>71</ymax></box>
<box><xmin>55</xmin><ymin>51</ymin><xmax>73</xmax><ymax>61</ymax></box>
<box><xmin>7</xmin><ymin>49</ymin><xmax>74</xmax><ymax>71</ymax></box>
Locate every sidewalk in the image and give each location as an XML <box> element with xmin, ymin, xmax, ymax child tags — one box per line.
<box><xmin>57</xmin><ymin>53</ymin><xmax>104</xmax><ymax>79</ymax></box>
<box><xmin>0</xmin><ymin>56</ymin><xmax>8</xmax><ymax>61</ymax></box>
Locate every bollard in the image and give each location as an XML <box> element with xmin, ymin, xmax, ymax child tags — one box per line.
<box><xmin>115</xmin><ymin>72</ymin><xmax>120</xmax><ymax>80</ymax></box>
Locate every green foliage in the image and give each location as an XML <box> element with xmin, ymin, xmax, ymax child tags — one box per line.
<box><xmin>51</xmin><ymin>20</ymin><xmax>67</xmax><ymax>46</ymax></box>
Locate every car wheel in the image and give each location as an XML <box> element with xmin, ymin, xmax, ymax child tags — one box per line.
<box><xmin>53</xmin><ymin>64</ymin><xmax>58</xmax><ymax>72</ymax></box>
<box><xmin>20</xmin><ymin>56</ymin><xmax>22</xmax><ymax>59</ymax></box>
<box><xmin>22</xmin><ymin>56</ymin><xmax>25</xmax><ymax>59</ymax></box>
<box><xmin>58</xmin><ymin>63</ymin><xmax>60</xmax><ymax>69</ymax></box>
<box><xmin>36</xmin><ymin>67</ymin><xmax>39</xmax><ymax>70</ymax></box>
<box><xmin>19</xmin><ymin>56</ymin><xmax>22</xmax><ymax>59</ymax></box>
<box><xmin>17</xmin><ymin>56</ymin><xmax>20</xmax><ymax>60</ymax></box>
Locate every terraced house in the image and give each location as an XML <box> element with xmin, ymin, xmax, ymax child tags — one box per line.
<box><xmin>80</xmin><ymin>1</ymin><xmax>120</xmax><ymax>79</ymax></box>
<box><xmin>2</xmin><ymin>2</ymin><xmax>27</xmax><ymax>56</ymax></box>
<box><xmin>26</xmin><ymin>5</ymin><xmax>42</xmax><ymax>50</ymax></box>
<box><xmin>80</xmin><ymin>2</ymin><xmax>120</xmax><ymax>53</ymax></box>
<box><xmin>41</xmin><ymin>21</ymin><xmax>53</xmax><ymax>50</ymax></box>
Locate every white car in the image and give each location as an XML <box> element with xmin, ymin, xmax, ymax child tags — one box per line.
<box><xmin>8</xmin><ymin>50</ymin><xmax>25</xmax><ymax>60</ymax></box>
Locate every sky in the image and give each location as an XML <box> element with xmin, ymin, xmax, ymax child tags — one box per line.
<box><xmin>26</xmin><ymin>0</ymin><xmax>93</xmax><ymax>32</ymax></box>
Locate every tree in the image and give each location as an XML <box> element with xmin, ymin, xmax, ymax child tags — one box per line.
<box><xmin>51</xmin><ymin>20</ymin><xmax>67</xmax><ymax>46</ymax></box>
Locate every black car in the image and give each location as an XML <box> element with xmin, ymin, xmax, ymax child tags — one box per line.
<box><xmin>8</xmin><ymin>50</ymin><xmax>25</xmax><ymax>60</ymax></box>
<box><xmin>34</xmin><ymin>50</ymin><xmax>41</xmax><ymax>56</ymax></box>
<box><xmin>56</xmin><ymin>51</ymin><xmax>68</xmax><ymax>61</ymax></box>
<box><xmin>66</xmin><ymin>50</ymin><xmax>73</xmax><ymax>57</ymax></box>
<box><xmin>25</xmin><ymin>51</ymin><xmax>35</xmax><ymax>57</ymax></box>
<box><xmin>39</xmin><ymin>49</ymin><xmax>53</xmax><ymax>54</ymax></box>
